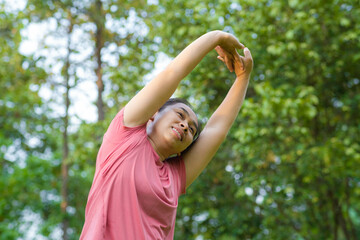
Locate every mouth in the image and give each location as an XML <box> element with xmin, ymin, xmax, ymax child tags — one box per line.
<box><xmin>172</xmin><ymin>127</ymin><xmax>183</xmax><ymax>141</ymax></box>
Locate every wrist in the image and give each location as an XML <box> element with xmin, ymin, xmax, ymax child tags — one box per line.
<box><xmin>208</xmin><ymin>30</ymin><xmax>227</xmax><ymax>45</ymax></box>
<box><xmin>236</xmin><ymin>73</ymin><xmax>251</xmax><ymax>82</ymax></box>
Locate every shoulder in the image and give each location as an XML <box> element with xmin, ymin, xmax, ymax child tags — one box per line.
<box><xmin>104</xmin><ymin>108</ymin><xmax>147</xmax><ymax>143</ymax></box>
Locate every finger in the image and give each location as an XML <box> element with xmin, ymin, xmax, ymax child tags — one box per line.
<box><xmin>218</xmin><ymin>45</ymin><xmax>236</xmax><ymax>72</ymax></box>
<box><xmin>218</xmin><ymin>55</ymin><xmax>234</xmax><ymax>72</ymax></box>
<box><xmin>218</xmin><ymin>44</ymin><xmax>236</xmax><ymax>59</ymax></box>
<box><xmin>215</xmin><ymin>45</ymin><xmax>226</xmax><ymax>57</ymax></box>
<box><xmin>243</xmin><ymin>47</ymin><xmax>252</xmax><ymax>60</ymax></box>
<box><xmin>230</xmin><ymin>34</ymin><xmax>245</xmax><ymax>49</ymax></box>
<box><xmin>232</xmin><ymin>50</ymin><xmax>244</xmax><ymax>70</ymax></box>
<box><xmin>232</xmin><ymin>49</ymin><xmax>242</xmax><ymax>59</ymax></box>
<box><xmin>215</xmin><ymin>46</ymin><xmax>221</xmax><ymax>54</ymax></box>
<box><xmin>217</xmin><ymin>56</ymin><xmax>225</xmax><ymax>62</ymax></box>
<box><xmin>224</xmin><ymin>55</ymin><xmax>234</xmax><ymax>72</ymax></box>
<box><xmin>240</xmin><ymin>56</ymin><xmax>245</xmax><ymax>70</ymax></box>
<box><xmin>234</xmin><ymin>55</ymin><xmax>245</xmax><ymax>71</ymax></box>
<box><xmin>236</xmin><ymin>41</ymin><xmax>245</xmax><ymax>49</ymax></box>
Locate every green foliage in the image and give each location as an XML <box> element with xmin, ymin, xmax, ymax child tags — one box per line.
<box><xmin>151</xmin><ymin>0</ymin><xmax>360</xmax><ymax>239</ymax></box>
<box><xmin>0</xmin><ymin>6</ymin><xmax>58</xmax><ymax>239</ymax></box>
<box><xmin>1</xmin><ymin>0</ymin><xmax>359</xmax><ymax>239</ymax></box>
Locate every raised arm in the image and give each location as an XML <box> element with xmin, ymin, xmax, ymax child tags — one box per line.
<box><xmin>123</xmin><ymin>31</ymin><xmax>244</xmax><ymax>127</ymax></box>
<box><xmin>183</xmin><ymin>46</ymin><xmax>253</xmax><ymax>188</ymax></box>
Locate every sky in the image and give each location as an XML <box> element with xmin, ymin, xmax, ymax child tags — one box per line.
<box><xmin>20</xmin><ymin>17</ymin><xmax>99</xmax><ymax>124</ymax></box>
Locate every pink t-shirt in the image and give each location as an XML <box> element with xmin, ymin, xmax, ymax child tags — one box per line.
<box><xmin>80</xmin><ymin>108</ymin><xmax>186</xmax><ymax>240</ymax></box>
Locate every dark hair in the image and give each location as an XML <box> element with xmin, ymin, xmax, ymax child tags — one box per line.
<box><xmin>159</xmin><ymin>98</ymin><xmax>202</xmax><ymax>145</ymax></box>
<box><xmin>158</xmin><ymin>98</ymin><xmax>192</xmax><ymax>112</ymax></box>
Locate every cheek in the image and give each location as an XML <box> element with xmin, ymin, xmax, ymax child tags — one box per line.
<box><xmin>185</xmin><ymin>136</ymin><xmax>194</xmax><ymax>146</ymax></box>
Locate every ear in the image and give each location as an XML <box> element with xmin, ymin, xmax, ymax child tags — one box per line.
<box><xmin>146</xmin><ymin>111</ymin><xmax>158</xmax><ymax>134</ymax></box>
<box><xmin>149</xmin><ymin>111</ymin><xmax>158</xmax><ymax>122</ymax></box>
<box><xmin>146</xmin><ymin>111</ymin><xmax>158</xmax><ymax>128</ymax></box>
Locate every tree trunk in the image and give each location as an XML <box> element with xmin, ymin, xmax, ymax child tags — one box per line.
<box><xmin>61</xmin><ymin>18</ymin><xmax>73</xmax><ymax>240</ymax></box>
<box><xmin>327</xmin><ymin>188</ymin><xmax>339</xmax><ymax>240</ymax></box>
<box><xmin>339</xmin><ymin>209</ymin><xmax>351</xmax><ymax>240</ymax></box>
<box><xmin>95</xmin><ymin>0</ymin><xmax>105</xmax><ymax>121</ymax></box>
<box><xmin>329</xmin><ymin>185</ymin><xmax>352</xmax><ymax>240</ymax></box>
<box><xmin>345</xmin><ymin>178</ymin><xmax>358</xmax><ymax>240</ymax></box>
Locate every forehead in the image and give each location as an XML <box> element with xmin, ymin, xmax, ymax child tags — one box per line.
<box><xmin>167</xmin><ymin>103</ymin><xmax>198</xmax><ymax>123</ymax></box>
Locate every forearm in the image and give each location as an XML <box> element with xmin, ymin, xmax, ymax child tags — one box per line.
<box><xmin>165</xmin><ymin>30</ymin><xmax>223</xmax><ymax>80</ymax></box>
<box><xmin>205</xmin><ymin>74</ymin><xmax>250</xmax><ymax>136</ymax></box>
<box><xmin>144</xmin><ymin>31</ymin><xmax>224</xmax><ymax>106</ymax></box>
<box><xmin>183</xmin><ymin>75</ymin><xmax>250</xmax><ymax>187</ymax></box>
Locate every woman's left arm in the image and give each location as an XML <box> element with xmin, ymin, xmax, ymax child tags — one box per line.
<box><xmin>183</xmin><ymin>47</ymin><xmax>253</xmax><ymax>188</ymax></box>
<box><xmin>123</xmin><ymin>31</ymin><xmax>243</xmax><ymax>127</ymax></box>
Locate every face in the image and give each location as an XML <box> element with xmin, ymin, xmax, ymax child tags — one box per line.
<box><xmin>147</xmin><ymin>103</ymin><xmax>198</xmax><ymax>156</ymax></box>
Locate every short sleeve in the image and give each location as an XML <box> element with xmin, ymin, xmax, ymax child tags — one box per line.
<box><xmin>97</xmin><ymin>108</ymin><xmax>147</xmax><ymax>174</ymax></box>
<box><xmin>103</xmin><ymin>108</ymin><xmax>146</xmax><ymax>143</ymax></box>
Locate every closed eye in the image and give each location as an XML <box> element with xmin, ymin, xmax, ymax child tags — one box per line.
<box><xmin>189</xmin><ymin>127</ymin><xmax>194</xmax><ymax>134</ymax></box>
<box><xmin>177</xmin><ymin>112</ymin><xmax>184</xmax><ymax>119</ymax></box>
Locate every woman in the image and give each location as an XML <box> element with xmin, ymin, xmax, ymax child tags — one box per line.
<box><xmin>80</xmin><ymin>30</ymin><xmax>253</xmax><ymax>240</ymax></box>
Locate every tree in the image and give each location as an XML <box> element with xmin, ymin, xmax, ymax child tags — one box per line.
<box><xmin>149</xmin><ymin>0</ymin><xmax>360</xmax><ymax>239</ymax></box>
<box><xmin>0</xmin><ymin>4</ymin><xmax>55</xmax><ymax>239</ymax></box>
<box><xmin>17</xmin><ymin>0</ymin><xmax>159</xmax><ymax>238</ymax></box>
<box><xmin>1</xmin><ymin>0</ymin><xmax>359</xmax><ymax>239</ymax></box>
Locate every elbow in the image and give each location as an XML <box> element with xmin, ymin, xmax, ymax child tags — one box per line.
<box><xmin>202</xmin><ymin>126</ymin><xmax>228</xmax><ymax>144</ymax></box>
<box><xmin>162</xmin><ymin>64</ymin><xmax>181</xmax><ymax>80</ymax></box>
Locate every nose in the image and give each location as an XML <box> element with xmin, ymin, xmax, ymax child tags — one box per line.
<box><xmin>180</xmin><ymin>122</ymin><xmax>188</xmax><ymax>132</ymax></box>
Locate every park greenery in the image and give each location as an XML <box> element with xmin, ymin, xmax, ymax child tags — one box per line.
<box><xmin>1</xmin><ymin>0</ymin><xmax>359</xmax><ymax>239</ymax></box>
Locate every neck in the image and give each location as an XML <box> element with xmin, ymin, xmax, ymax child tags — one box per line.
<box><xmin>147</xmin><ymin>136</ymin><xmax>168</xmax><ymax>161</ymax></box>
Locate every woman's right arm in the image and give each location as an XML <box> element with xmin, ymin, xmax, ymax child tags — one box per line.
<box><xmin>183</xmin><ymin>46</ymin><xmax>253</xmax><ymax>188</ymax></box>
<box><xmin>123</xmin><ymin>31</ymin><xmax>244</xmax><ymax>127</ymax></box>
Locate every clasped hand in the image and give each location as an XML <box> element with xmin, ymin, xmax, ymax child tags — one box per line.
<box><xmin>215</xmin><ymin>33</ymin><xmax>253</xmax><ymax>78</ymax></box>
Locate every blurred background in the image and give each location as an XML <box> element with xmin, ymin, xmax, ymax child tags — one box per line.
<box><xmin>1</xmin><ymin>0</ymin><xmax>359</xmax><ymax>239</ymax></box>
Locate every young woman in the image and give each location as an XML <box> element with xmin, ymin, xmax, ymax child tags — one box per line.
<box><xmin>80</xmin><ymin>30</ymin><xmax>253</xmax><ymax>240</ymax></box>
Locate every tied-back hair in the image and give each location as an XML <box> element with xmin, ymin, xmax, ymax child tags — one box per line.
<box><xmin>159</xmin><ymin>98</ymin><xmax>202</xmax><ymax>149</ymax></box>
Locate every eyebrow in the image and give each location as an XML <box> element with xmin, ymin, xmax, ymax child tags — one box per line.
<box><xmin>180</xmin><ymin>107</ymin><xmax>198</xmax><ymax>132</ymax></box>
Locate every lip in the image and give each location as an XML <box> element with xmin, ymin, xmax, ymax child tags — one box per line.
<box><xmin>172</xmin><ymin>126</ymin><xmax>184</xmax><ymax>141</ymax></box>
